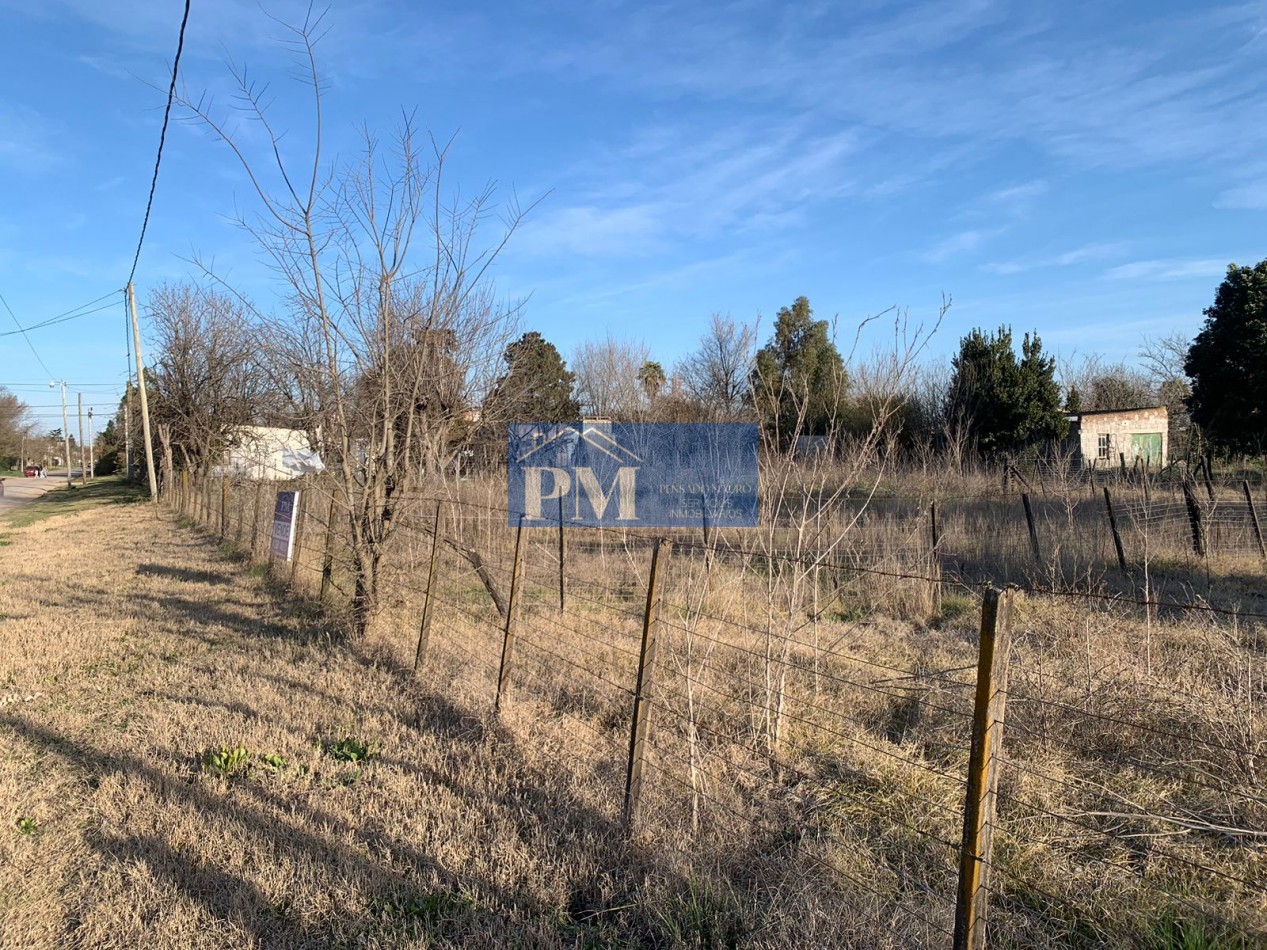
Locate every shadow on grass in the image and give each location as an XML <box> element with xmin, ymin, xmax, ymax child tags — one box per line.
<box><xmin>137</xmin><ymin>563</ymin><xmax>236</xmax><ymax>586</ymax></box>
<box><xmin>0</xmin><ymin>690</ymin><xmax>658</xmax><ymax>948</ymax></box>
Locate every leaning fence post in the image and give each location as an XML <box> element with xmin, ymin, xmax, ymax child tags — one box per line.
<box><xmin>320</xmin><ymin>493</ymin><xmax>339</xmax><ymax>604</ymax></box>
<box><xmin>1021</xmin><ymin>492</ymin><xmax>1041</xmax><ymax>565</ymax></box>
<box><xmin>1244</xmin><ymin>480</ymin><xmax>1267</xmax><ymax>565</ymax></box>
<box><xmin>1182</xmin><ymin>479</ymin><xmax>1207</xmax><ymax>558</ymax></box>
<box><xmin>954</xmin><ymin>586</ymin><xmax>1014</xmax><ymax>950</ymax></box>
<box><xmin>624</xmin><ymin>537</ymin><xmax>671</xmax><ymax>832</ymax></box>
<box><xmin>414</xmin><ymin>500</ymin><xmax>444</xmax><ymax>673</ymax></box>
<box><xmin>494</xmin><ymin>516</ymin><xmax>526</xmax><ymax>713</ymax></box>
<box><xmin>180</xmin><ymin>469</ymin><xmax>189</xmax><ymax>516</ymax></box>
<box><xmin>1103</xmin><ymin>486</ymin><xmax>1128</xmax><ymax>575</ymax></box>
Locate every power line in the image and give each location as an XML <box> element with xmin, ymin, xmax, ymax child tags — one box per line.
<box><xmin>0</xmin><ymin>293</ymin><xmax>120</xmax><ymax>338</ymax></box>
<box><xmin>0</xmin><ymin>292</ymin><xmax>55</xmax><ymax>379</ymax></box>
<box><xmin>126</xmin><ymin>0</ymin><xmax>192</xmax><ymax>287</ymax></box>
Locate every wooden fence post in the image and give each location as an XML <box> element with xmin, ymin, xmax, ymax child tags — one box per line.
<box><xmin>1119</xmin><ymin>451</ymin><xmax>1128</xmax><ymax>480</ymax></box>
<box><xmin>1103</xmin><ymin>486</ymin><xmax>1128</xmax><ymax>576</ymax></box>
<box><xmin>494</xmin><ymin>517</ymin><xmax>526</xmax><ymax>713</ymax></box>
<box><xmin>1021</xmin><ymin>493</ymin><xmax>1041</xmax><ymax>565</ymax></box>
<box><xmin>414</xmin><ymin>500</ymin><xmax>444</xmax><ymax>672</ymax></box>
<box><xmin>624</xmin><ymin>537</ymin><xmax>671</xmax><ymax>832</ymax></box>
<box><xmin>930</xmin><ymin>501</ymin><xmax>943</xmax><ymax>613</ymax></box>
<box><xmin>1244</xmin><ymin>480</ymin><xmax>1267</xmax><ymax>565</ymax></box>
<box><xmin>252</xmin><ymin>480</ymin><xmax>264</xmax><ymax>560</ymax></box>
<box><xmin>558</xmin><ymin>494</ymin><xmax>566</xmax><ymax>613</ymax></box>
<box><xmin>181</xmin><ymin>469</ymin><xmax>189</xmax><ymax>517</ymax></box>
<box><xmin>289</xmin><ymin>489</ymin><xmax>307</xmax><ymax>588</ymax></box>
<box><xmin>220</xmin><ymin>477</ymin><xmax>229</xmax><ymax>537</ymax></box>
<box><xmin>1182</xmin><ymin>479</ymin><xmax>1207</xmax><ymax>558</ymax></box>
<box><xmin>320</xmin><ymin>493</ymin><xmax>339</xmax><ymax>604</ymax></box>
<box><xmin>954</xmin><ymin>586</ymin><xmax>1014</xmax><ymax>950</ymax></box>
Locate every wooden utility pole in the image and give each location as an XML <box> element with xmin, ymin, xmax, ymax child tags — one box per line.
<box><xmin>126</xmin><ymin>283</ymin><xmax>158</xmax><ymax>500</ymax></box>
<box><xmin>124</xmin><ymin>382</ymin><xmax>133</xmax><ymax>480</ymax></box>
<box><xmin>77</xmin><ymin>393</ymin><xmax>86</xmax><ymax>487</ymax></box>
<box><xmin>87</xmin><ymin>409</ymin><xmax>95</xmax><ymax>480</ymax></box>
<box><xmin>55</xmin><ymin>380</ymin><xmax>71</xmax><ymax>488</ymax></box>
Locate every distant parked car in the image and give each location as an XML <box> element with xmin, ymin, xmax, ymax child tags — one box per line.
<box><xmin>23</xmin><ymin>464</ymin><xmax>42</xmax><ymax>477</ymax></box>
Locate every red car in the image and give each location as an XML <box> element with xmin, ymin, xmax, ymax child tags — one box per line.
<box><xmin>23</xmin><ymin>464</ymin><xmax>41</xmax><ymax>477</ymax></box>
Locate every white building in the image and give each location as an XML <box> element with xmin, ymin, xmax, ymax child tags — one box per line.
<box><xmin>213</xmin><ymin>426</ymin><xmax>325</xmax><ymax>480</ymax></box>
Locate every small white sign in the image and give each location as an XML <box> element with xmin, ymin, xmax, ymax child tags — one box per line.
<box><xmin>270</xmin><ymin>491</ymin><xmax>299</xmax><ymax>561</ymax></box>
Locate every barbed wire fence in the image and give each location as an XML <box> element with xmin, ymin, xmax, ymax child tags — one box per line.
<box><xmin>166</xmin><ymin>470</ymin><xmax>1267</xmax><ymax>949</ymax></box>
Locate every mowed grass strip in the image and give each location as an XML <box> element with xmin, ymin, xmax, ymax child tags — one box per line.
<box><xmin>0</xmin><ymin>501</ymin><xmax>653</xmax><ymax>949</ymax></box>
<box><xmin>0</xmin><ymin>476</ymin><xmax>148</xmax><ymax>533</ymax></box>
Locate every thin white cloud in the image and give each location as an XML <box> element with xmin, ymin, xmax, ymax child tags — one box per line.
<box><xmin>983</xmin><ymin>180</ymin><xmax>1049</xmax><ymax>215</ymax></box>
<box><xmin>924</xmin><ymin>228</ymin><xmax>999</xmax><ymax>264</ymax></box>
<box><xmin>0</xmin><ymin>101</ymin><xmax>64</xmax><ymax>174</ymax></box>
<box><xmin>1104</xmin><ymin>258</ymin><xmax>1231</xmax><ymax>281</ymax></box>
<box><xmin>515</xmin><ymin>120</ymin><xmax>863</xmax><ymax>259</ymax></box>
<box><xmin>1215</xmin><ymin>180</ymin><xmax>1267</xmax><ymax>210</ymax></box>
<box><xmin>982</xmin><ymin>241</ymin><xmax>1128</xmax><ymax>274</ymax></box>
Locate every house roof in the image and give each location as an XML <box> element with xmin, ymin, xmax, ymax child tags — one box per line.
<box><xmin>1068</xmin><ymin>405</ymin><xmax>1167</xmax><ymax>420</ymax></box>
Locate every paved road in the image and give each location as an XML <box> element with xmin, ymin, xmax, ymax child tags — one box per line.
<box><xmin>0</xmin><ymin>475</ymin><xmax>57</xmax><ymax>517</ymax></box>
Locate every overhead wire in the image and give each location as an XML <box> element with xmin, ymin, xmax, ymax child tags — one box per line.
<box><xmin>0</xmin><ymin>292</ymin><xmax>55</xmax><ymax>379</ymax></box>
<box><xmin>126</xmin><ymin>0</ymin><xmax>193</xmax><ymax>287</ymax></box>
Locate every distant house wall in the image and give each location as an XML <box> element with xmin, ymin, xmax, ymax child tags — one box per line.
<box><xmin>214</xmin><ymin>426</ymin><xmax>324</xmax><ymax>481</ymax></box>
<box><xmin>1069</xmin><ymin>407</ymin><xmax>1168</xmax><ymax>468</ymax></box>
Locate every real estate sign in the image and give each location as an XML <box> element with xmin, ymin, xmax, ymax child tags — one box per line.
<box><xmin>508</xmin><ymin>422</ymin><xmax>759</xmax><ymax>528</ymax></box>
<box><xmin>271</xmin><ymin>490</ymin><xmax>300</xmax><ymax>561</ymax></box>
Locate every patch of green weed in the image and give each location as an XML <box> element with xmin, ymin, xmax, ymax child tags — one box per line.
<box><xmin>324</xmin><ymin>736</ymin><xmax>379</xmax><ymax>763</ymax></box>
<box><xmin>200</xmin><ymin>744</ymin><xmax>251</xmax><ymax>778</ymax></box>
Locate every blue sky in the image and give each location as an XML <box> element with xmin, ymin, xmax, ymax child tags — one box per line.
<box><xmin>2</xmin><ymin>0</ymin><xmax>1265</xmax><ymax>434</ymax></box>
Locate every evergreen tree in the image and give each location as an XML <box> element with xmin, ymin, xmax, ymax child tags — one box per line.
<box><xmin>486</xmin><ymin>331</ymin><xmax>580</xmax><ymax>423</ymax></box>
<box><xmin>947</xmin><ymin>326</ymin><xmax>1066</xmax><ymax>457</ymax></box>
<box><xmin>1185</xmin><ymin>260</ymin><xmax>1267</xmax><ymax>454</ymax></box>
<box><xmin>752</xmin><ymin>296</ymin><xmax>847</xmax><ymax>443</ymax></box>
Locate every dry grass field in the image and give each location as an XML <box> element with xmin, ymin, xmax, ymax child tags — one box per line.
<box><xmin>1</xmin><ymin>475</ymin><xmax>1264</xmax><ymax>948</ymax></box>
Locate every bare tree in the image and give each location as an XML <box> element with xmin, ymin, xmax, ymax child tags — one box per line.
<box><xmin>147</xmin><ymin>282</ymin><xmax>268</xmax><ymax>484</ymax></box>
<box><xmin>677</xmin><ymin>313</ymin><xmax>755</xmax><ymax>418</ymax></box>
<box><xmin>1060</xmin><ymin>353</ymin><xmax>1156</xmax><ymax>411</ymax></box>
<box><xmin>571</xmin><ymin>335</ymin><xmax>650</xmax><ymax>418</ymax></box>
<box><xmin>1140</xmin><ymin>331</ymin><xmax>1193</xmax><ymax>459</ymax></box>
<box><xmin>0</xmin><ymin>389</ymin><xmax>35</xmax><ymax>465</ymax></box>
<box><xmin>180</xmin><ymin>12</ymin><xmax>530</xmax><ymax>635</ymax></box>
